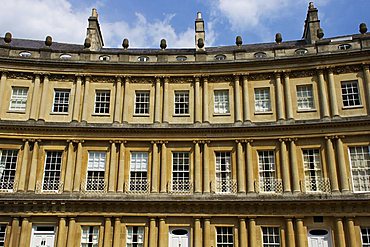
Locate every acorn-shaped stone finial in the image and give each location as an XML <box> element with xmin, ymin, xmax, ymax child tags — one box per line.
<box><xmin>122</xmin><ymin>38</ymin><xmax>129</xmax><ymax>49</ymax></box>
<box><xmin>275</xmin><ymin>33</ymin><xmax>282</xmax><ymax>44</ymax></box>
<box><xmin>236</xmin><ymin>36</ymin><xmax>243</xmax><ymax>46</ymax></box>
<box><xmin>4</xmin><ymin>32</ymin><xmax>12</xmax><ymax>43</ymax></box>
<box><xmin>84</xmin><ymin>38</ymin><xmax>91</xmax><ymax>48</ymax></box>
<box><xmin>160</xmin><ymin>39</ymin><xmax>167</xmax><ymax>50</ymax></box>
<box><xmin>317</xmin><ymin>28</ymin><xmax>324</xmax><ymax>39</ymax></box>
<box><xmin>360</xmin><ymin>23</ymin><xmax>368</xmax><ymax>34</ymax></box>
<box><xmin>197</xmin><ymin>38</ymin><xmax>204</xmax><ymax>49</ymax></box>
<box><xmin>45</xmin><ymin>36</ymin><xmax>52</xmax><ymax>46</ymax></box>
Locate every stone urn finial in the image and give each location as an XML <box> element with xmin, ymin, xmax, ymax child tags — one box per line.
<box><xmin>4</xmin><ymin>32</ymin><xmax>12</xmax><ymax>43</ymax></box>
<box><xmin>122</xmin><ymin>38</ymin><xmax>129</xmax><ymax>49</ymax></box>
<box><xmin>197</xmin><ymin>38</ymin><xmax>204</xmax><ymax>49</ymax></box>
<box><xmin>309</xmin><ymin>2</ymin><xmax>314</xmax><ymax>9</ymax></box>
<box><xmin>236</xmin><ymin>36</ymin><xmax>242</xmax><ymax>46</ymax></box>
<box><xmin>275</xmin><ymin>33</ymin><xmax>282</xmax><ymax>44</ymax></box>
<box><xmin>160</xmin><ymin>39</ymin><xmax>167</xmax><ymax>50</ymax></box>
<box><xmin>45</xmin><ymin>36</ymin><xmax>52</xmax><ymax>46</ymax></box>
<box><xmin>84</xmin><ymin>38</ymin><xmax>91</xmax><ymax>48</ymax></box>
<box><xmin>360</xmin><ymin>23</ymin><xmax>368</xmax><ymax>34</ymax></box>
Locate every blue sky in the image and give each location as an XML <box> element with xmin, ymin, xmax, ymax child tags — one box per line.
<box><xmin>0</xmin><ymin>0</ymin><xmax>369</xmax><ymax>48</ymax></box>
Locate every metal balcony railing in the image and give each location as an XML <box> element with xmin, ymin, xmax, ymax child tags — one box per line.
<box><xmin>352</xmin><ymin>175</ymin><xmax>370</xmax><ymax>192</ymax></box>
<box><xmin>82</xmin><ymin>179</ymin><xmax>107</xmax><ymax>194</ymax></box>
<box><xmin>0</xmin><ymin>179</ymin><xmax>17</xmax><ymax>192</ymax></box>
<box><xmin>214</xmin><ymin>179</ymin><xmax>237</xmax><ymax>194</ymax></box>
<box><xmin>169</xmin><ymin>179</ymin><xmax>192</xmax><ymax>194</ymax></box>
<box><xmin>304</xmin><ymin>177</ymin><xmax>331</xmax><ymax>193</ymax></box>
<box><xmin>125</xmin><ymin>178</ymin><xmax>150</xmax><ymax>194</ymax></box>
<box><xmin>36</xmin><ymin>180</ymin><xmax>63</xmax><ymax>194</ymax></box>
<box><xmin>257</xmin><ymin>177</ymin><xmax>283</xmax><ymax>193</ymax></box>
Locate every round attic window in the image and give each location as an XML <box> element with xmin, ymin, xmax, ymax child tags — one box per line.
<box><xmin>338</xmin><ymin>44</ymin><xmax>352</xmax><ymax>50</ymax></box>
<box><xmin>254</xmin><ymin>52</ymin><xmax>267</xmax><ymax>58</ymax></box>
<box><xmin>215</xmin><ymin>54</ymin><xmax>226</xmax><ymax>61</ymax></box>
<box><xmin>295</xmin><ymin>48</ymin><xmax>308</xmax><ymax>55</ymax></box>
<box><xmin>59</xmin><ymin>54</ymin><xmax>72</xmax><ymax>60</ymax></box>
<box><xmin>138</xmin><ymin>56</ymin><xmax>149</xmax><ymax>62</ymax></box>
<box><xmin>99</xmin><ymin>55</ymin><xmax>110</xmax><ymax>61</ymax></box>
<box><xmin>19</xmin><ymin>51</ymin><xmax>31</xmax><ymax>58</ymax></box>
<box><xmin>176</xmin><ymin>56</ymin><xmax>187</xmax><ymax>62</ymax></box>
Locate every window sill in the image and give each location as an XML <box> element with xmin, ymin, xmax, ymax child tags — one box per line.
<box><xmin>133</xmin><ymin>114</ymin><xmax>150</xmax><ymax>117</ymax></box>
<box><xmin>213</xmin><ymin>113</ymin><xmax>231</xmax><ymax>117</ymax></box>
<box><xmin>173</xmin><ymin>114</ymin><xmax>190</xmax><ymax>117</ymax></box>
<box><xmin>91</xmin><ymin>113</ymin><xmax>110</xmax><ymax>117</ymax></box>
<box><xmin>50</xmin><ymin>112</ymin><xmax>69</xmax><ymax>115</ymax></box>
<box><xmin>297</xmin><ymin>109</ymin><xmax>317</xmax><ymax>113</ymax></box>
<box><xmin>254</xmin><ymin>111</ymin><xmax>273</xmax><ymax>115</ymax></box>
<box><xmin>7</xmin><ymin>110</ymin><xmax>26</xmax><ymax>114</ymax></box>
<box><xmin>342</xmin><ymin>105</ymin><xmax>363</xmax><ymax>110</ymax></box>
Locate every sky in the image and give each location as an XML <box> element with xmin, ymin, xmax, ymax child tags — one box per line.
<box><xmin>0</xmin><ymin>0</ymin><xmax>369</xmax><ymax>49</ymax></box>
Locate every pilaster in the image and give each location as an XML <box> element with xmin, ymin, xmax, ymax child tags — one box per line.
<box><xmin>38</xmin><ymin>74</ymin><xmax>50</xmax><ymax>121</ymax></box>
<box><xmin>122</xmin><ymin>76</ymin><xmax>130</xmax><ymax>123</ymax></box>
<box><xmin>335</xmin><ymin>136</ymin><xmax>349</xmax><ymax>192</ymax></box>
<box><xmin>114</xmin><ymin>77</ymin><xmax>123</xmax><ymax>123</ymax></box>
<box><xmin>108</xmin><ymin>141</ymin><xmax>118</xmax><ymax>192</ymax></box>
<box><xmin>160</xmin><ymin>141</ymin><xmax>168</xmax><ymax>193</ymax></box>
<box><xmin>72</xmin><ymin>75</ymin><xmax>83</xmax><ymax>121</ymax></box>
<box><xmin>151</xmin><ymin>141</ymin><xmax>159</xmax><ymax>193</ymax></box>
<box><xmin>363</xmin><ymin>65</ymin><xmax>370</xmax><ymax>115</ymax></box>
<box><xmin>57</xmin><ymin>217</ymin><xmax>67</xmax><ymax>247</ymax></box>
<box><xmin>317</xmin><ymin>69</ymin><xmax>330</xmax><ymax>118</ymax></box>
<box><xmin>194</xmin><ymin>141</ymin><xmax>202</xmax><ymax>193</ymax></box>
<box><xmin>242</xmin><ymin>75</ymin><xmax>251</xmax><ymax>123</ymax></box>
<box><xmin>275</xmin><ymin>73</ymin><xmax>285</xmax><ymax>121</ymax></box>
<box><xmin>30</xmin><ymin>73</ymin><xmax>41</xmax><ymax>120</ymax></box>
<box><xmin>194</xmin><ymin>76</ymin><xmax>201</xmax><ymax>123</ymax></box>
<box><xmin>236</xmin><ymin>140</ymin><xmax>246</xmax><ymax>193</ymax></box>
<box><xmin>283</xmin><ymin>73</ymin><xmax>294</xmax><ymax>120</ymax></box>
<box><xmin>234</xmin><ymin>75</ymin><xmax>242</xmax><ymax>122</ymax></box>
<box><xmin>248</xmin><ymin>218</ymin><xmax>257</xmax><ymax>247</ymax></box>
<box><xmin>103</xmin><ymin>217</ymin><xmax>112</xmax><ymax>247</ymax></box>
<box><xmin>81</xmin><ymin>75</ymin><xmax>90</xmax><ymax>122</ymax></box>
<box><xmin>279</xmin><ymin>138</ymin><xmax>291</xmax><ymax>193</ymax></box>
<box><xmin>117</xmin><ymin>141</ymin><xmax>127</xmax><ymax>193</ymax></box>
<box><xmin>327</xmin><ymin>69</ymin><xmax>339</xmax><ymax>117</ymax></box>
<box><xmin>335</xmin><ymin>217</ymin><xmax>346</xmax><ymax>247</ymax></box>
<box><xmin>27</xmin><ymin>140</ymin><xmax>40</xmax><ymax>191</ymax></box>
<box><xmin>325</xmin><ymin>136</ymin><xmax>339</xmax><ymax>192</ymax></box>
<box><xmin>202</xmin><ymin>77</ymin><xmax>209</xmax><ymax>123</ymax></box>
<box><xmin>154</xmin><ymin>77</ymin><xmax>161</xmax><ymax>123</ymax></box>
<box><xmin>162</xmin><ymin>77</ymin><xmax>169</xmax><ymax>123</ymax></box>
<box><xmin>285</xmin><ymin>218</ymin><xmax>295</xmax><ymax>247</ymax></box>
<box><xmin>18</xmin><ymin>140</ymin><xmax>30</xmax><ymax>191</ymax></box>
<box><xmin>73</xmin><ymin>141</ymin><xmax>84</xmax><ymax>192</ymax></box>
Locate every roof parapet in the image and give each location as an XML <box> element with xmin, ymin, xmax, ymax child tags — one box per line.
<box><xmin>85</xmin><ymin>8</ymin><xmax>104</xmax><ymax>51</ymax></box>
<box><xmin>302</xmin><ymin>2</ymin><xmax>321</xmax><ymax>44</ymax></box>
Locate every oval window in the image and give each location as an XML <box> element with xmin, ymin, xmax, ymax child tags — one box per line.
<box><xmin>295</xmin><ymin>48</ymin><xmax>308</xmax><ymax>55</ymax></box>
<box><xmin>215</xmin><ymin>54</ymin><xmax>226</xmax><ymax>60</ymax></box>
<box><xmin>60</xmin><ymin>54</ymin><xmax>72</xmax><ymax>60</ymax></box>
<box><xmin>19</xmin><ymin>51</ymin><xmax>31</xmax><ymax>58</ymax></box>
<box><xmin>338</xmin><ymin>44</ymin><xmax>352</xmax><ymax>50</ymax></box>
<box><xmin>254</xmin><ymin>52</ymin><xmax>267</xmax><ymax>58</ymax></box>
<box><xmin>309</xmin><ymin>229</ymin><xmax>329</xmax><ymax>236</ymax></box>
<box><xmin>176</xmin><ymin>56</ymin><xmax>187</xmax><ymax>62</ymax></box>
<box><xmin>138</xmin><ymin>56</ymin><xmax>149</xmax><ymax>62</ymax></box>
<box><xmin>99</xmin><ymin>55</ymin><xmax>110</xmax><ymax>61</ymax></box>
<box><xmin>172</xmin><ymin>229</ymin><xmax>188</xmax><ymax>235</ymax></box>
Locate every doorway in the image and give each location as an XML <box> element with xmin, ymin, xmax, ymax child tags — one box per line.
<box><xmin>31</xmin><ymin>226</ymin><xmax>55</xmax><ymax>247</ymax></box>
<box><xmin>169</xmin><ymin>228</ymin><xmax>189</xmax><ymax>247</ymax></box>
<box><xmin>308</xmin><ymin>229</ymin><xmax>332</xmax><ymax>247</ymax></box>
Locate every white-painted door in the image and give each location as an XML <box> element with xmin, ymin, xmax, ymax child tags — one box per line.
<box><xmin>169</xmin><ymin>228</ymin><xmax>189</xmax><ymax>247</ymax></box>
<box><xmin>31</xmin><ymin>226</ymin><xmax>55</xmax><ymax>247</ymax></box>
<box><xmin>308</xmin><ymin>229</ymin><xmax>331</xmax><ymax>247</ymax></box>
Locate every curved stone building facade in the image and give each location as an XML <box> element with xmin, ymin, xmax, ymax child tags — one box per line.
<box><xmin>0</xmin><ymin>3</ymin><xmax>370</xmax><ymax>247</ymax></box>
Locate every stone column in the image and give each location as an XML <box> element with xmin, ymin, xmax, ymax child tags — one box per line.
<box><xmin>203</xmin><ymin>218</ymin><xmax>211</xmax><ymax>247</ymax></box>
<box><xmin>275</xmin><ymin>73</ymin><xmax>285</xmax><ymax>121</ymax></box>
<box><xmin>236</xmin><ymin>141</ymin><xmax>246</xmax><ymax>193</ymax></box>
<box><xmin>122</xmin><ymin>77</ymin><xmax>130</xmax><ymax>123</ymax></box>
<box><xmin>203</xmin><ymin>142</ymin><xmax>210</xmax><ymax>193</ymax></box>
<box><xmin>27</xmin><ymin>141</ymin><xmax>39</xmax><ymax>191</ymax></box>
<box><xmin>66</xmin><ymin>218</ymin><xmax>76</xmax><ymax>246</ymax></box>
<box><xmin>194</xmin><ymin>77</ymin><xmax>201</xmax><ymax>123</ymax></box>
<box><xmin>160</xmin><ymin>142</ymin><xmax>168</xmax><ymax>193</ymax></box>
<box><xmin>73</xmin><ymin>141</ymin><xmax>83</xmax><ymax>192</ymax></box>
<box><xmin>335</xmin><ymin>218</ymin><xmax>346</xmax><ymax>247</ymax></box>
<box><xmin>246</xmin><ymin>140</ymin><xmax>255</xmax><ymax>193</ymax></box>
<box><xmin>18</xmin><ymin>140</ymin><xmax>30</xmax><ymax>191</ymax></box>
<box><xmin>363</xmin><ymin>65</ymin><xmax>370</xmax><ymax>115</ymax></box>
<box><xmin>0</xmin><ymin>71</ymin><xmax>7</xmax><ymax>118</ymax></box>
<box><xmin>289</xmin><ymin>140</ymin><xmax>300</xmax><ymax>193</ymax></box>
<box><xmin>296</xmin><ymin>218</ymin><xmax>306</xmax><ymax>247</ymax></box>
<box><xmin>317</xmin><ymin>70</ymin><xmax>330</xmax><ymax>118</ymax></box>
<box><xmin>325</xmin><ymin>137</ymin><xmax>339</xmax><ymax>192</ymax></box>
<box><xmin>149</xmin><ymin>218</ymin><xmax>157</xmax><ymax>247</ymax></box>
<box><xmin>9</xmin><ymin>217</ymin><xmax>20</xmax><ymax>247</ymax></box>
<box><xmin>285</xmin><ymin>218</ymin><xmax>295</xmax><ymax>247</ymax></box>
<box><xmin>248</xmin><ymin>218</ymin><xmax>257</xmax><ymax>247</ymax></box>
<box><xmin>19</xmin><ymin>217</ymin><xmax>30</xmax><ymax>247</ymax></box>
<box><xmin>81</xmin><ymin>76</ymin><xmax>90</xmax><ymax>122</ymax></box>
<box><xmin>162</xmin><ymin>77</ymin><xmax>169</xmax><ymax>123</ymax></box>
<box><xmin>38</xmin><ymin>74</ymin><xmax>50</xmax><ymax>121</ymax></box>
<box><xmin>194</xmin><ymin>218</ymin><xmax>201</xmax><ymax>247</ymax></box>
<box><xmin>113</xmin><ymin>217</ymin><xmax>121</xmax><ymax>247</ymax></box>
<box><xmin>239</xmin><ymin>218</ymin><xmax>247</xmax><ymax>247</ymax></box>
<box><xmin>194</xmin><ymin>141</ymin><xmax>202</xmax><ymax>193</ymax></box>
<box><xmin>114</xmin><ymin>77</ymin><xmax>123</xmax><ymax>123</ymax></box>
<box><xmin>234</xmin><ymin>75</ymin><xmax>242</xmax><ymax>122</ymax></box>
<box><xmin>242</xmin><ymin>75</ymin><xmax>251</xmax><ymax>123</ymax></box>
<box><xmin>117</xmin><ymin>142</ymin><xmax>126</xmax><ymax>193</ymax></box>
<box><xmin>158</xmin><ymin>218</ymin><xmax>166</xmax><ymax>247</ymax></box>
<box><xmin>335</xmin><ymin>137</ymin><xmax>349</xmax><ymax>192</ymax></box>
<box><xmin>202</xmin><ymin>77</ymin><xmax>209</xmax><ymax>123</ymax></box>
<box><xmin>347</xmin><ymin>218</ymin><xmax>357</xmax><ymax>247</ymax></box>
<box><xmin>72</xmin><ymin>75</ymin><xmax>83</xmax><ymax>121</ymax></box>
<box><xmin>104</xmin><ymin>217</ymin><xmax>112</xmax><ymax>247</ymax></box>
<box><xmin>154</xmin><ymin>77</ymin><xmax>161</xmax><ymax>123</ymax></box>
<box><xmin>109</xmin><ymin>142</ymin><xmax>117</xmax><ymax>192</ymax></box>
<box><xmin>327</xmin><ymin>69</ymin><xmax>339</xmax><ymax>117</ymax></box>
<box><xmin>280</xmin><ymin>139</ymin><xmax>291</xmax><ymax>193</ymax></box>
<box><xmin>151</xmin><ymin>142</ymin><xmax>159</xmax><ymax>193</ymax></box>
<box><xmin>30</xmin><ymin>74</ymin><xmax>41</xmax><ymax>120</ymax></box>
<box><xmin>283</xmin><ymin>73</ymin><xmax>294</xmax><ymax>120</ymax></box>
<box><xmin>64</xmin><ymin>141</ymin><xmax>75</xmax><ymax>192</ymax></box>
<box><xmin>57</xmin><ymin>217</ymin><xmax>67</xmax><ymax>247</ymax></box>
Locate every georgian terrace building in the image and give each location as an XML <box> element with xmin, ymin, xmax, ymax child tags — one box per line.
<box><xmin>0</xmin><ymin>2</ymin><xmax>370</xmax><ymax>247</ymax></box>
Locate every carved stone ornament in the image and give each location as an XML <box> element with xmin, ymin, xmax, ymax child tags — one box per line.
<box><xmin>49</xmin><ymin>74</ymin><xmax>75</xmax><ymax>82</ymax></box>
<box><xmin>7</xmin><ymin>71</ymin><xmax>34</xmax><ymax>80</ymax></box>
<box><xmin>130</xmin><ymin>77</ymin><xmax>154</xmax><ymax>84</ymax></box>
<box><xmin>289</xmin><ymin>70</ymin><xmax>316</xmax><ymax>78</ymax></box>
<box><xmin>170</xmin><ymin>77</ymin><xmax>193</xmax><ymax>84</ymax></box>
<box><xmin>208</xmin><ymin>75</ymin><xmax>233</xmax><ymax>83</ymax></box>
<box><xmin>333</xmin><ymin>65</ymin><xmax>362</xmax><ymax>74</ymax></box>
<box><xmin>247</xmin><ymin>73</ymin><xmax>272</xmax><ymax>81</ymax></box>
<box><xmin>91</xmin><ymin>76</ymin><xmax>116</xmax><ymax>83</ymax></box>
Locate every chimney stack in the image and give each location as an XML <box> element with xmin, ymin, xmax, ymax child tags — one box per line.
<box><xmin>302</xmin><ymin>2</ymin><xmax>322</xmax><ymax>44</ymax></box>
<box><xmin>85</xmin><ymin>8</ymin><xmax>104</xmax><ymax>51</ymax></box>
<box><xmin>195</xmin><ymin>12</ymin><xmax>205</xmax><ymax>52</ymax></box>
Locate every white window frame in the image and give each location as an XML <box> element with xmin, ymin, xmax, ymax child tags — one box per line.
<box><xmin>362</xmin><ymin>227</ymin><xmax>370</xmax><ymax>247</ymax></box>
<box><xmin>258</xmin><ymin>151</ymin><xmax>276</xmax><ymax>192</ymax></box>
<box><xmin>296</xmin><ymin>85</ymin><xmax>315</xmax><ymax>110</ymax></box>
<box><xmin>9</xmin><ymin>87</ymin><xmax>28</xmax><ymax>112</ymax></box>
<box><xmin>42</xmin><ymin>151</ymin><xmax>62</xmax><ymax>192</ymax></box>
<box><xmin>215</xmin><ymin>152</ymin><xmax>233</xmax><ymax>193</ymax></box>
<box><xmin>126</xmin><ymin>226</ymin><xmax>144</xmax><ymax>247</ymax></box>
<box><xmin>0</xmin><ymin>224</ymin><xmax>6</xmax><ymax>247</ymax></box>
<box><xmin>216</xmin><ymin>226</ymin><xmax>234</xmax><ymax>247</ymax></box>
<box><xmin>81</xmin><ymin>226</ymin><xmax>99</xmax><ymax>247</ymax></box>
<box><xmin>86</xmin><ymin>152</ymin><xmax>106</xmax><ymax>191</ymax></box>
<box><xmin>174</xmin><ymin>91</ymin><xmax>189</xmax><ymax>115</ymax></box>
<box><xmin>262</xmin><ymin>227</ymin><xmax>280</xmax><ymax>247</ymax></box>
<box><xmin>129</xmin><ymin>152</ymin><xmax>148</xmax><ymax>191</ymax></box>
<box><xmin>52</xmin><ymin>89</ymin><xmax>70</xmax><ymax>113</ymax></box>
<box><xmin>214</xmin><ymin>90</ymin><xmax>230</xmax><ymax>114</ymax></box>
<box><xmin>0</xmin><ymin>149</ymin><xmax>18</xmax><ymax>191</ymax></box>
<box><xmin>341</xmin><ymin>80</ymin><xmax>361</xmax><ymax>107</ymax></box>
<box><xmin>94</xmin><ymin>90</ymin><xmax>110</xmax><ymax>114</ymax></box>
<box><xmin>303</xmin><ymin>149</ymin><xmax>323</xmax><ymax>192</ymax></box>
<box><xmin>254</xmin><ymin>88</ymin><xmax>271</xmax><ymax>113</ymax></box>
<box><xmin>349</xmin><ymin>146</ymin><xmax>370</xmax><ymax>193</ymax></box>
<box><xmin>134</xmin><ymin>91</ymin><xmax>150</xmax><ymax>115</ymax></box>
<box><xmin>171</xmin><ymin>152</ymin><xmax>191</xmax><ymax>192</ymax></box>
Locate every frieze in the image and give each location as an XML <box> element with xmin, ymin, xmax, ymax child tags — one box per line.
<box><xmin>49</xmin><ymin>74</ymin><xmax>75</xmax><ymax>82</ymax></box>
<box><xmin>170</xmin><ymin>77</ymin><xmax>193</xmax><ymax>84</ymax></box>
<box><xmin>289</xmin><ymin>70</ymin><xmax>316</xmax><ymax>78</ymax></box>
<box><xmin>208</xmin><ymin>75</ymin><xmax>233</xmax><ymax>83</ymax></box>
<box><xmin>130</xmin><ymin>77</ymin><xmax>155</xmax><ymax>84</ymax></box>
<box><xmin>91</xmin><ymin>76</ymin><xmax>116</xmax><ymax>83</ymax></box>
<box><xmin>7</xmin><ymin>71</ymin><xmax>34</xmax><ymax>80</ymax></box>
<box><xmin>333</xmin><ymin>64</ymin><xmax>362</xmax><ymax>74</ymax></box>
<box><xmin>247</xmin><ymin>73</ymin><xmax>272</xmax><ymax>81</ymax></box>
